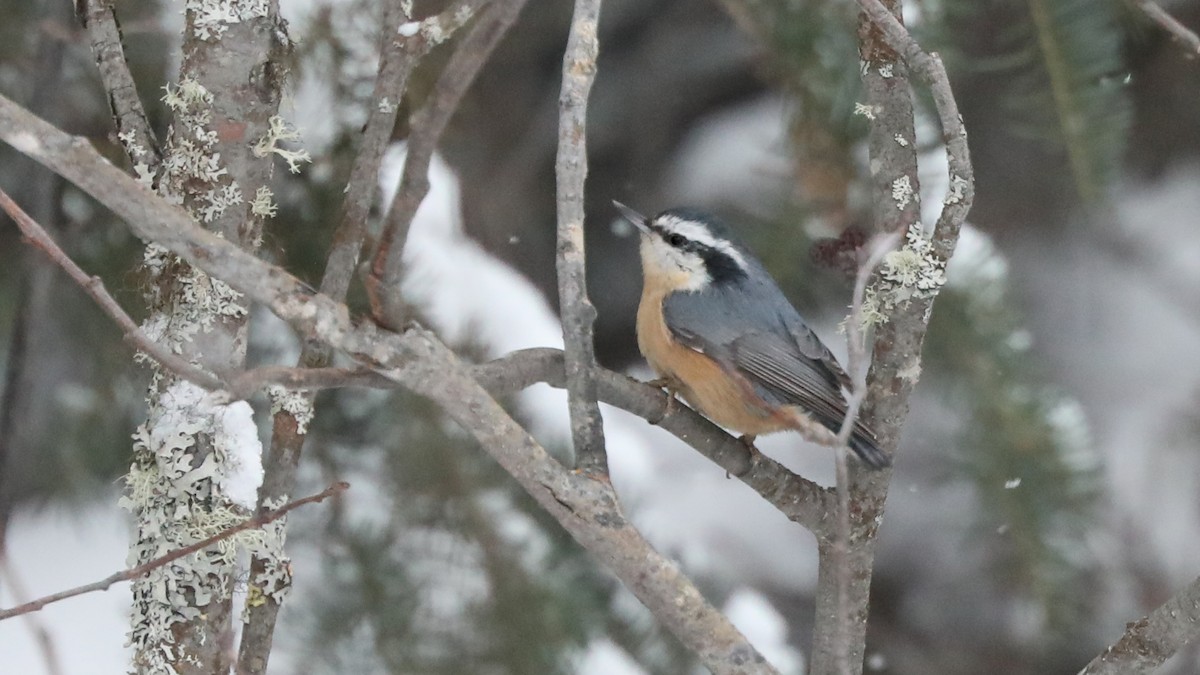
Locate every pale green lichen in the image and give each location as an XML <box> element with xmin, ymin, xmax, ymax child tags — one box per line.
<box><xmin>250</xmin><ymin>185</ymin><xmax>277</xmax><ymax>218</ymax></box>
<box><xmin>944</xmin><ymin>174</ymin><xmax>970</xmax><ymax>205</ymax></box>
<box><xmin>122</xmin><ymin>380</ymin><xmax>266</xmax><ymax>671</ymax></box>
<box><xmin>891</xmin><ymin>174</ymin><xmax>914</xmax><ymax>210</ymax></box>
<box><xmin>185</xmin><ymin>0</ymin><xmax>270</xmax><ymax>41</ymax></box>
<box><xmin>252</xmin><ymin>115</ymin><xmax>312</xmax><ymax>174</ymax></box>
<box><xmin>879</xmin><ymin>222</ymin><xmax>947</xmax><ymax>305</ymax></box>
<box><xmin>126</xmin><ymin>50</ymin><xmax>291</xmax><ymax>671</ymax></box>
<box><xmin>267</xmin><ymin>385</ymin><xmax>315</xmax><ymax>434</ymax></box>
<box><xmin>846</xmin><ymin>223</ymin><xmax>948</xmax><ymax>335</ymax></box>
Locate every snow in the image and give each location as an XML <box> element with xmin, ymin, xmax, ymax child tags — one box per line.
<box><xmin>214</xmin><ymin>400</ymin><xmax>264</xmax><ymax>510</ymax></box>
<box><xmin>576</xmin><ymin>639</ymin><xmax>646</xmax><ymax>675</ymax></box>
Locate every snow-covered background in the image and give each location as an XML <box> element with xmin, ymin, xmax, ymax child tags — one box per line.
<box><xmin>4</xmin><ymin>0</ymin><xmax>1200</xmax><ymax>673</ymax></box>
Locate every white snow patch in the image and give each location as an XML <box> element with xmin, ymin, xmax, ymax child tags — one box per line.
<box><xmin>665</xmin><ymin>96</ymin><xmax>791</xmax><ymax>214</ymax></box>
<box><xmin>214</xmin><ymin>400</ymin><xmax>264</xmax><ymax>509</ymax></box>
<box><xmin>576</xmin><ymin>639</ymin><xmax>646</xmax><ymax>675</ymax></box>
<box><xmin>1</xmin><ymin>498</ymin><xmax>131</xmax><ymax>674</ymax></box>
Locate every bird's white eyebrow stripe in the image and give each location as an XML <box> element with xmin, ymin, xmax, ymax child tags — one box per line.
<box><xmin>657</xmin><ymin>215</ymin><xmax>748</xmax><ymax>270</ymax></box>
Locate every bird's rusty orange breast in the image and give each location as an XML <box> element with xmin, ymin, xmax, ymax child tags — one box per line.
<box><xmin>635</xmin><ymin>283</ymin><xmax>789</xmax><ymax>435</ymax></box>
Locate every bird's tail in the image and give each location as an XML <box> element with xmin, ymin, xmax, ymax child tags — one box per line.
<box><xmin>848</xmin><ymin>427</ymin><xmax>890</xmax><ymax>469</ymax></box>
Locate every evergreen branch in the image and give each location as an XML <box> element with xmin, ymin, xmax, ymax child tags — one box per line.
<box><xmin>1026</xmin><ymin>0</ymin><xmax>1098</xmax><ymax>200</ymax></box>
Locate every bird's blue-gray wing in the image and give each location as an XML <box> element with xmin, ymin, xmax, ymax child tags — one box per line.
<box><xmin>662</xmin><ymin>281</ymin><xmax>887</xmax><ymax>467</ymax></box>
<box><xmin>661</xmin><ymin>282</ymin><xmax>844</xmax><ymax>415</ymax></box>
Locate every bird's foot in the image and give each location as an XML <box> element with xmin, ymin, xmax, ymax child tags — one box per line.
<box><xmin>645</xmin><ymin>378</ymin><xmax>679</xmax><ymax>425</ymax></box>
<box><xmin>738</xmin><ymin>434</ymin><xmax>759</xmax><ymax>453</ymax></box>
<box><xmin>726</xmin><ymin>435</ymin><xmax>760</xmax><ymax>479</ymax></box>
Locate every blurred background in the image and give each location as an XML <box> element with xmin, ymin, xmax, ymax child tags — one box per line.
<box><xmin>1</xmin><ymin>0</ymin><xmax>1199</xmax><ymax>673</ymax></box>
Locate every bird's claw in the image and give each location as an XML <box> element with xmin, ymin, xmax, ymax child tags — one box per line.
<box><xmin>644</xmin><ymin>378</ymin><xmax>679</xmax><ymax>425</ymax></box>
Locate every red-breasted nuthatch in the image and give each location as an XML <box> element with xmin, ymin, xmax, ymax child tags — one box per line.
<box><xmin>614</xmin><ymin>202</ymin><xmax>888</xmax><ymax>469</ymax></box>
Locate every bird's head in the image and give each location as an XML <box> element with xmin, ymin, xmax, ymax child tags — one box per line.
<box><xmin>613</xmin><ymin>201</ymin><xmax>750</xmax><ymax>293</ymax></box>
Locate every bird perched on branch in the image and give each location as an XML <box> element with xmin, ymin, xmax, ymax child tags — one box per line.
<box><xmin>614</xmin><ymin>201</ymin><xmax>888</xmax><ymax>468</ymax></box>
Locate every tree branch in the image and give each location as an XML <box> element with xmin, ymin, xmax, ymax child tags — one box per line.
<box><xmin>0</xmin><ymin>187</ymin><xmax>225</xmax><ymax>391</ymax></box>
<box><xmin>855</xmin><ymin>0</ymin><xmax>974</xmax><ymax>255</ymax></box>
<box><xmin>1079</xmin><ymin>574</ymin><xmax>1200</xmax><ymax>674</ymax></box>
<box><xmin>382</xmin><ymin>332</ymin><xmax>780</xmax><ymax>675</ymax></box>
<box><xmin>0</xmin><ymin>553</ymin><xmax>65</xmax><ymax>674</ymax></box>
<box><xmin>554</xmin><ymin>0</ymin><xmax>608</xmax><ymax>474</ymax></box>
<box><xmin>0</xmin><ymin>482</ymin><xmax>348</xmax><ymax>622</ymax></box>
<box><xmin>223</xmin><ymin>350</ymin><xmax>836</xmax><ymax>534</ymax></box>
<box><xmin>808</xmin><ymin>0</ymin><xmax>974</xmax><ymax>672</ymax></box>
<box><xmin>367</xmin><ymin>0</ymin><xmax>526</xmax><ymax>325</ymax></box>
<box><xmin>1129</xmin><ymin>0</ymin><xmax>1200</xmax><ymax>58</ymax></box>
<box><xmin>332</xmin><ymin>0</ymin><xmax>493</xmax><ymax>311</ymax></box>
<box><xmin>75</xmin><ymin>0</ymin><xmax>161</xmax><ymax>172</ymax></box>
<box><xmin>0</xmin><ymin>91</ymin><xmax>781</xmax><ymax>675</ymax></box>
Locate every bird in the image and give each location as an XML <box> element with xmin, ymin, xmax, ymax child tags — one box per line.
<box><xmin>613</xmin><ymin>201</ymin><xmax>889</xmax><ymax>469</ymax></box>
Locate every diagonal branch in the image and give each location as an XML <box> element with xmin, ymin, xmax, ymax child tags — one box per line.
<box><xmin>76</xmin><ymin>0</ymin><xmax>161</xmax><ymax>172</ymax></box>
<box><xmin>1079</xmin><ymin>574</ymin><xmax>1200</xmax><ymax>674</ymax></box>
<box><xmin>0</xmin><ymin>93</ymin><xmax>781</xmax><ymax>673</ymax></box>
<box><xmin>367</xmin><ymin>0</ymin><xmax>527</xmax><ymax>326</ymax></box>
<box><xmin>1080</xmin><ymin>571</ymin><xmax>1200</xmax><ymax>672</ymax></box>
<box><xmin>329</xmin><ymin>0</ymin><xmax>493</xmax><ymax>308</ymax></box>
<box><xmin>0</xmin><ymin>187</ymin><xmax>223</xmax><ymax>391</ymax></box>
<box><xmin>0</xmin><ymin>482</ymin><xmax>347</xmax><ymax>622</ymax></box>
<box><xmin>554</xmin><ymin>0</ymin><xmax>608</xmax><ymax>474</ymax></box>
<box><xmin>381</xmin><ymin>331</ymin><xmax>780</xmax><ymax>675</ymax></box>
<box><xmin>1128</xmin><ymin>0</ymin><xmax>1200</xmax><ymax>58</ymax></box>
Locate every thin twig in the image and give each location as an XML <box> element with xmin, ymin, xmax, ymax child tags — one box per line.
<box><xmin>829</xmin><ymin>231</ymin><xmax>903</xmax><ymax>673</ymax></box>
<box><xmin>554</xmin><ymin>0</ymin><xmax>608</xmax><ymax>474</ymax></box>
<box><xmin>1129</xmin><ymin>0</ymin><xmax>1200</xmax><ymax>58</ymax></box>
<box><xmin>324</xmin><ymin>0</ymin><xmax>490</xmax><ymax>307</ymax></box>
<box><xmin>0</xmin><ymin>187</ymin><xmax>225</xmax><ymax>391</ymax></box>
<box><xmin>75</xmin><ymin>0</ymin><xmax>161</xmax><ymax>172</ymax></box>
<box><xmin>367</xmin><ymin>0</ymin><xmax>526</xmax><ymax>326</ymax></box>
<box><xmin>0</xmin><ymin>482</ymin><xmax>348</xmax><ymax>622</ymax></box>
<box><xmin>1079</xmin><ymin>573</ymin><xmax>1200</xmax><ymax>674</ymax></box>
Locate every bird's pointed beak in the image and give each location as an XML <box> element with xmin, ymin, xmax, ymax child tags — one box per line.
<box><xmin>612</xmin><ymin>200</ymin><xmax>650</xmax><ymax>234</ymax></box>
